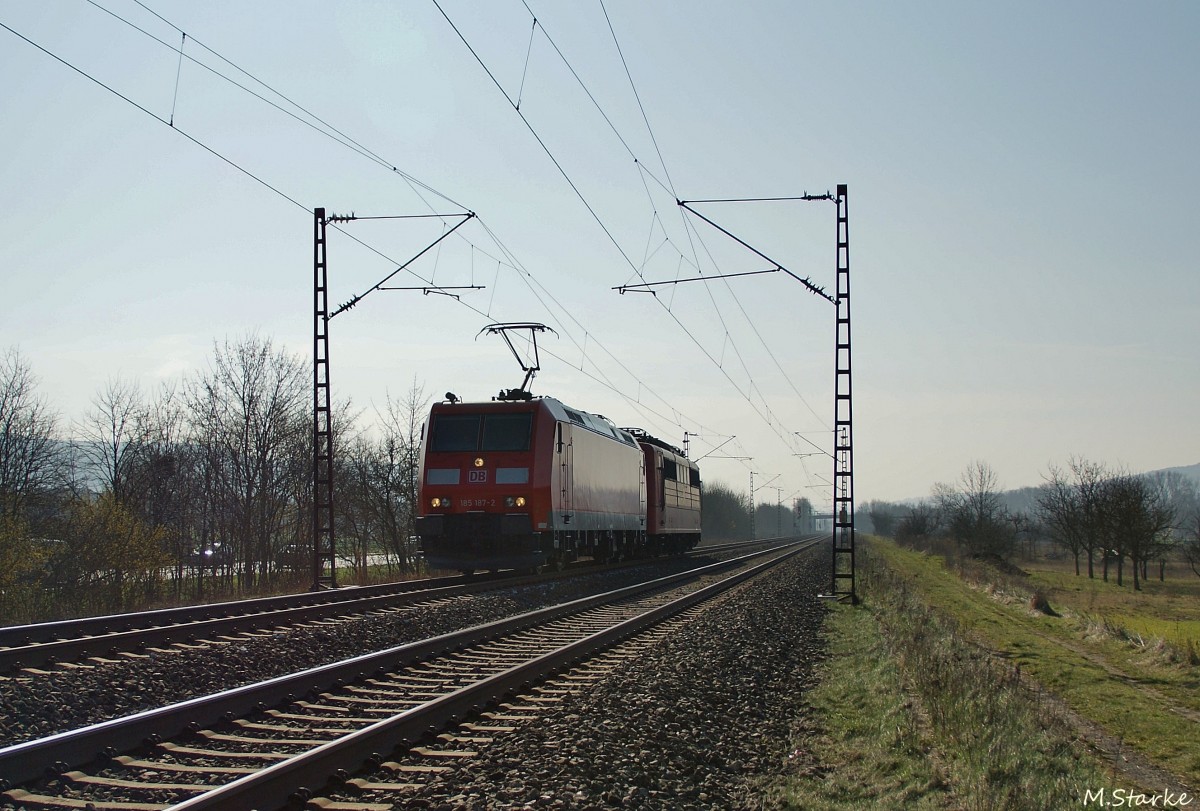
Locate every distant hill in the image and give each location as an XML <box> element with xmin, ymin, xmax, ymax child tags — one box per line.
<box><xmin>1155</xmin><ymin>462</ymin><xmax>1200</xmax><ymax>484</ymax></box>
<box><xmin>881</xmin><ymin>463</ymin><xmax>1200</xmax><ymax>516</ymax></box>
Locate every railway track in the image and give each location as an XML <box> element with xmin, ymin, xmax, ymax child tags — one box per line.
<box><xmin>0</xmin><ymin>539</ymin><xmax>778</xmax><ymax>675</ymax></box>
<box><xmin>0</xmin><ymin>539</ymin><xmax>815</xmax><ymax>810</ymax></box>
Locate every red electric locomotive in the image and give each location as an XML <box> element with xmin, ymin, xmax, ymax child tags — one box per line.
<box><xmin>416</xmin><ymin>394</ymin><xmax>646</xmax><ymax>573</ymax></box>
<box><xmin>415</xmin><ymin>393</ymin><xmax>702</xmax><ymax>573</ymax></box>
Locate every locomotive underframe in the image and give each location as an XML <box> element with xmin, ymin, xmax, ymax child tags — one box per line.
<box><xmin>418</xmin><ymin>510</ymin><xmax>658</xmax><ymax>572</ymax></box>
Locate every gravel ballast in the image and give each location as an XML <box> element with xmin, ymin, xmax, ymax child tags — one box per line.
<box><xmin>350</xmin><ymin>548</ymin><xmax>831</xmax><ymax>810</ymax></box>
<box><xmin>0</xmin><ymin>555</ymin><xmax>758</xmax><ymax>748</ymax></box>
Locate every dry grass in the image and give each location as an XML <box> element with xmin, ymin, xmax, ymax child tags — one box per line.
<box><xmin>765</xmin><ymin>539</ymin><xmax>1106</xmax><ymax>810</ymax></box>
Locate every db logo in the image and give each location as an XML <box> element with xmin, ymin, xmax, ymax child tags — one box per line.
<box><xmin>468</xmin><ymin>470</ymin><xmax>488</xmax><ymax>483</ymax></box>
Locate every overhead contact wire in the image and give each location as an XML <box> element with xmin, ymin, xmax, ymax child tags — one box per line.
<box><xmin>126</xmin><ymin>0</ymin><xmax>753</xmax><ymax>451</ymax></box>
<box><xmin>437</xmin><ymin>0</ymin><xmax>818</xmax><ymax>464</ymax></box>
<box><xmin>0</xmin><ymin>19</ymin><xmax>308</xmax><ymax>214</ymax></box>
<box><xmin>595</xmin><ymin>2</ymin><xmax>830</xmax><ymax>459</ymax></box>
<box><xmin>10</xmin><ymin>6</ymin><xmax>764</xmax><ymax>471</ymax></box>
<box><xmin>115</xmin><ymin>0</ymin><xmax>472</xmax><ymax>213</ymax></box>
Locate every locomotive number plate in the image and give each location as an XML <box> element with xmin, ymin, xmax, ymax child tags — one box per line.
<box><xmin>469</xmin><ymin>499</ymin><xmax>496</xmax><ymax>507</ymax></box>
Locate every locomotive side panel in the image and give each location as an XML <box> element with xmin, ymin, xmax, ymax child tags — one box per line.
<box><xmin>551</xmin><ymin>420</ymin><xmax>645</xmax><ymax>533</ymax></box>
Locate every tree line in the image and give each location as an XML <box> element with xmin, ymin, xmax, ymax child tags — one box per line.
<box><xmin>0</xmin><ymin>339</ymin><xmax>428</xmax><ymax>623</ymax></box>
<box><xmin>1</xmin><ymin>337</ymin><xmax>815</xmax><ymax>624</ymax></box>
<box><xmin>863</xmin><ymin>459</ymin><xmax>1200</xmax><ymax>590</ymax></box>
<box><xmin>700</xmin><ymin>482</ymin><xmax>811</xmax><ymax>541</ymax></box>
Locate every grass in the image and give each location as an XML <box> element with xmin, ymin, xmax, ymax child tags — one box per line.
<box><xmin>902</xmin><ymin>542</ymin><xmax>1195</xmax><ymax>777</ymax></box>
<box><xmin>868</xmin><ymin>540</ymin><xmax>1200</xmax><ymax>789</ymax></box>
<box><xmin>1025</xmin><ymin>559</ymin><xmax>1200</xmax><ymax>652</ymax></box>
<box><xmin>763</xmin><ymin>598</ymin><xmax>957</xmax><ymax>810</ymax></box>
<box><xmin>766</xmin><ymin>539</ymin><xmax>1106</xmax><ymax>810</ymax></box>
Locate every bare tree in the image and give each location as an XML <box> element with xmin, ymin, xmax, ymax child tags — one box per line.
<box><xmin>120</xmin><ymin>384</ymin><xmax>201</xmax><ymax>593</ymax></box>
<box><xmin>1038</xmin><ymin>463</ymin><xmax>1090</xmax><ymax>575</ymax></box>
<box><xmin>1101</xmin><ymin>473</ymin><xmax>1175</xmax><ymax>591</ymax></box>
<box><xmin>1146</xmin><ymin>470</ymin><xmax>1199</xmax><ymax>579</ymax></box>
<box><xmin>1182</xmin><ymin>511</ymin><xmax>1200</xmax><ymax>579</ymax></box>
<box><xmin>862</xmin><ymin>499</ymin><xmax>902</xmax><ymax>537</ymax></box>
<box><xmin>384</xmin><ymin>381</ymin><xmax>428</xmax><ymax>568</ymax></box>
<box><xmin>1038</xmin><ymin>458</ymin><xmax>1109</xmax><ymax>578</ymax></box>
<box><xmin>338</xmin><ymin>382</ymin><xmax>428</xmax><ymax>576</ymax></box>
<box><xmin>935</xmin><ymin>461</ymin><xmax>1015</xmax><ymax>558</ymax></box>
<box><xmin>0</xmin><ymin>347</ymin><xmax>63</xmax><ymax>522</ymax></box>
<box><xmin>185</xmin><ymin>335</ymin><xmax>308</xmax><ymax>589</ymax></box>
<box><xmin>75</xmin><ymin>377</ymin><xmax>147</xmax><ymax>501</ymax></box>
<box><xmin>700</xmin><ymin>482</ymin><xmax>752</xmax><ymax>541</ymax></box>
<box><xmin>895</xmin><ymin>502</ymin><xmax>942</xmax><ymax>548</ymax></box>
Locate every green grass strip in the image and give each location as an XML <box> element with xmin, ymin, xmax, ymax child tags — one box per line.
<box><xmin>767</xmin><ymin>600</ymin><xmax>954</xmax><ymax>810</ymax></box>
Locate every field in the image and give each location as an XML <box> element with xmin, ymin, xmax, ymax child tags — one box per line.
<box><xmin>765</xmin><ymin>537</ymin><xmax>1199</xmax><ymax>809</ymax></box>
<box><xmin>1025</xmin><ymin>557</ymin><xmax>1200</xmax><ymax>651</ymax></box>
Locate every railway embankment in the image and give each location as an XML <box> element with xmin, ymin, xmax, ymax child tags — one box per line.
<box><xmin>0</xmin><ymin>556</ymin><xmax>733</xmax><ymax>749</ymax></box>
<box><xmin>19</xmin><ymin>538</ymin><xmax>1189</xmax><ymax>808</ymax></box>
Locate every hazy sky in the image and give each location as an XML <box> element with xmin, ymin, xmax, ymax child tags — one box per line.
<box><xmin>2</xmin><ymin>1</ymin><xmax>1197</xmax><ymax>509</ymax></box>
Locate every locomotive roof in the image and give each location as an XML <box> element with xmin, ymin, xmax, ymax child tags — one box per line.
<box><xmin>434</xmin><ymin>396</ymin><xmax>697</xmax><ymax>469</ymax></box>
<box><xmin>620</xmin><ymin>427</ymin><xmax>695</xmax><ymax>467</ymax></box>
<box><xmin>434</xmin><ymin>396</ymin><xmax>639</xmax><ymax>448</ymax></box>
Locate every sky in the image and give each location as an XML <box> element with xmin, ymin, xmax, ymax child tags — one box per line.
<box><xmin>2</xmin><ymin>1</ymin><xmax>1197</xmax><ymax>511</ymax></box>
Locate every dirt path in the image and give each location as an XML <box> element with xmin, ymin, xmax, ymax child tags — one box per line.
<box><xmin>984</xmin><ymin>611</ymin><xmax>1198</xmax><ymax>799</ymax></box>
<box><xmin>1029</xmin><ymin>675</ymin><xmax>1196</xmax><ymax>800</ymax></box>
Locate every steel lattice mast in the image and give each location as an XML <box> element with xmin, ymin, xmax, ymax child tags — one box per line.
<box><xmin>830</xmin><ymin>185</ymin><xmax>855</xmax><ymax>601</ymax></box>
<box><xmin>313</xmin><ymin>208</ymin><xmax>337</xmax><ymax>589</ymax></box>
<box><xmin>309</xmin><ymin>208</ymin><xmax>477</xmax><ymax>590</ymax></box>
<box><xmin>615</xmin><ymin>186</ymin><xmax>857</xmax><ymax>601</ymax></box>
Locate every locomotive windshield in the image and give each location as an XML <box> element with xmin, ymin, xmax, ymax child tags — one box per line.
<box><xmin>481</xmin><ymin>413</ymin><xmax>532</xmax><ymax>451</ymax></box>
<box><xmin>430</xmin><ymin>414</ymin><xmax>480</xmax><ymax>452</ymax></box>
<box><xmin>429</xmin><ymin>412</ymin><xmax>532</xmax><ymax>452</ymax></box>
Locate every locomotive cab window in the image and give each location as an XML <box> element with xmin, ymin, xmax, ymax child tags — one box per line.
<box><xmin>481</xmin><ymin>413</ymin><xmax>533</xmax><ymax>451</ymax></box>
<box><xmin>430</xmin><ymin>414</ymin><xmax>481</xmax><ymax>452</ymax></box>
<box><xmin>662</xmin><ymin>458</ymin><xmax>678</xmax><ymax>481</ymax></box>
<box><xmin>689</xmin><ymin>467</ymin><xmax>701</xmax><ymax>487</ymax></box>
<box><xmin>431</xmin><ymin>412</ymin><xmax>532</xmax><ymax>452</ymax></box>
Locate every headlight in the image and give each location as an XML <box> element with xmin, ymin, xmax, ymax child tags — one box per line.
<box><xmin>505</xmin><ymin>496</ymin><xmax>527</xmax><ymax>508</ymax></box>
<box><xmin>431</xmin><ymin>497</ymin><xmax>453</xmax><ymax>508</ymax></box>
<box><xmin>515</xmin><ymin>496</ymin><xmax>526</xmax><ymax>507</ymax></box>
